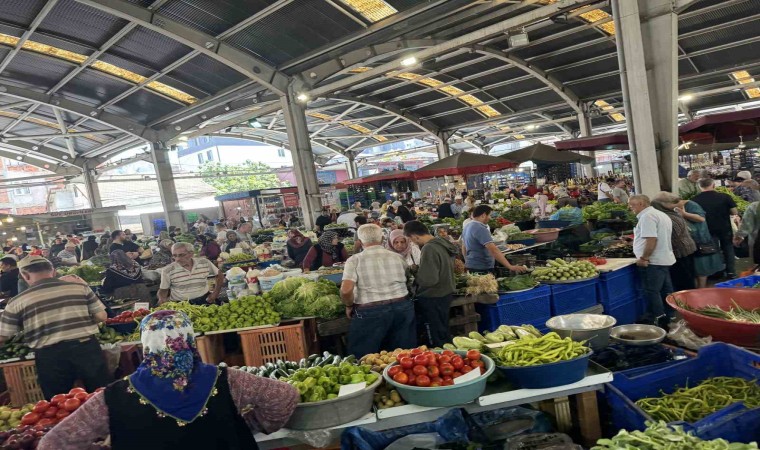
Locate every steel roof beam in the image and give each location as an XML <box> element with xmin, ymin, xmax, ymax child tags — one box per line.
<box><xmin>0</xmin><ymin>0</ymin><xmax>59</xmax><ymax>74</ymax></box>
<box><xmin>74</xmin><ymin>0</ymin><xmax>290</xmax><ymax>95</ymax></box>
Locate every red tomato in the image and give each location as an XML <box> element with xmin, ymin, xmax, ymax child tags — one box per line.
<box><xmin>466</xmin><ymin>350</ymin><xmax>481</xmax><ymax>361</ymax></box>
<box><xmin>412</xmin><ymin>365</ymin><xmax>428</xmax><ymax>376</ymax></box>
<box><xmin>442</xmin><ymin>379</ymin><xmax>454</xmax><ymax>386</ymax></box>
<box><xmin>441</xmin><ymin>350</ymin><xmax>455</xmax><ymax>357</ymax></box>
<box><xmin>412</xmin><ymin>354</ymin><xmax>428</xmax><ymax>367</ymax></box>
<box><xmin>68</xmin><ymin>388</ymin><xmax>86</xmax><ymax>396</ymax></box>
<box><xmin>50</xmin><ymin>394</ymin><xmax>67</xmax><ymax>406</ymax></box>
<box><xmin>37</xmin><ymin>419</ymin><xmax>56</xmax><ymax>427</ymax></box>
<box><xmin>431</xmin><ymin>376</ymin><xmax>443</xmax><ymax>385</ymax></box>
<box><xmin>439</xmin><ymin>363</ymin><xmax>454</xmax><ymax>377</ymax></box>
<box><xmin>438</xmin><ymin>355</ymin><xmax>451</xmax><ymax>365</ymax></box>
<box><xmin>452</xmin><ymin>371</ymin><xmax>463</xmax><ymax>378</ymax></box>
<box><xmin>461</xmin><ymin>365</ymin><xmax>473</xmax><ymax>374</ymax></box>
<box><xmin>399</xmin><ymin>357</ymin><xmax>414</xmax><ymax>370</ymax></box>
<box><xmin>470</xmin><ymin>360</ymin><xmax>485</xmax><ymax>370</ymax></box>
<box><xmin>415</xmin><ymin>375</ymin><xmax>431</xmax><ymax>387</ymax></box>
<box><xmin>407</xmin><ymin>373</ymin><xmax>416</xmax><ymax>386</ymax></box>
<box><xmin>388</xmin><ymin>365</ymin><xmax>402</xmax><ymax>377</ymax></box>
<box><xmin>442</xmin><ymin>375</ymin><xmax>453</xmax><ymax>382</ymax></box>
<box><xmin>86</xmin><ymin>393</ymin><xmax>94</xmax><ymax>401</ymax></box>
<box><xmin>430</xmin><ymin>381</ymin><xmax>440</xmax><ymax>387</ymax></box>
<box><xmin>451</xmin><ymin>356</ymin><xmax>464</xmax><ymax>370</ymax></box>
<box><xmin>42</xmin><ymin>408</ymin><xmax>58</xmax><ymax>419</ymax></box>
<box><xmin>21</xmin><ymin>413</ymin><xmax>40</xmax><ymax>426</ymax></box>
<box><xmin>55</xmin><ymin>409</ymin><xmax>70</xmax><ymax>420</ymax></box>
<box><xmin>426</xmin><ymin>353</ymin><xmax>437</xmax><ymax>367</ymax></box>
<box><xmin>62</xmin><ymin>398</ymin><xmax>81</xmax><ymax>412</ymax></box>
<box><xmin>392</xmin><ymin>372</ymin><xmax>409</xmax><ymax>385</ymax></box>
<box><xmin>74</xmin><ymin>392</ymin><xmax>88</xmax><ymax>402</ymax></box>
<box><xmin>427</xmin><ymin>366</ymin><xmax>440</xmax><ymax>378</ymax></box>
<box><xmin>409</xmin><ymin>348</ymin><xmax>423</xmax><ymax>356</ymax></box>
<box><xmin>32</xmin><ymin>401</ymin><xmax>49</xmax><ymax>414</ymax></box>
<box><xmin>396</xmin><ymin>352</ymin><xmax>410</xmax><ymax>363</ymax></box>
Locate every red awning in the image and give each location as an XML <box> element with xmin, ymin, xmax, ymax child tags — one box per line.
<box><xmin>554</xmin><ymin>132</ymin><xmax>630</xmax><ymax>151</ymax></box>
<box><xmin>679</xmin><ymin>107</ymin><xmax>760</xmax><ymax>144</ymax></box>
<box><xmin>362</xmin><ymin>170</ymin><xmax>415</xmax><ymax>183</ymax></box>
<box><xmin>414</xmin><ymin>152</ymin><xmax>517</xmax><ymax>179</ymax></box>
<box><xmin>342</xmin><ymin>176</ymin><xmax>371</xmax><ymax>186</ymax></box>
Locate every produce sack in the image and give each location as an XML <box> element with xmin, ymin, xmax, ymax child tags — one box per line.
<box><xmin>341</xmin><ymin>408</ymin><xmax>469</xmax><ymax>450</ymax></box>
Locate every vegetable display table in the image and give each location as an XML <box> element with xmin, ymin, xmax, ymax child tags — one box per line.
<box><xmin>254</xmin><ymin>364</ymin><xmax>612</xmax><ymax>449</ymax></box>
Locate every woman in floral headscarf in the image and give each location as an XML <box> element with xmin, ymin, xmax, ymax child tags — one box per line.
<box><xmin>39</xmin><ymin>310</ymin><xmax>298</xmax><ymax>450</ymax></box>
<box><xmin>301</xmin><ymin>230</ymin><xmax>348</xmax><ymax>271</ymax></box>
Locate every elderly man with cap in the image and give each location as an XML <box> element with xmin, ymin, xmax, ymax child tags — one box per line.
<box><xmin>0</xmin><ymin>255</ymin><xmax>110</xmax><ymax>398</ymax></box>
<box><xmin>0</xmin><ymin>255</ymin><xmax>19</xmax><ymax>298</ymax></box>
<box><xmin>733</xmin><ymin>171</ymin><xmax>760</xmax><ymax>203</ymax></box>
<box><xmin>56</xmin><ymin>242</ymin><xmax>80</xmax><ymax>266</ymax></box>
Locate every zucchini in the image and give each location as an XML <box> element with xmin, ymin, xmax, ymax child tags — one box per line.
<box><xmin>317</xmin><ymin>355</ymin><xmax>334</xmax><ymax>367</ymax></box>
<box><xmin>343</xmin><ymin>355</ymin><xmax>356</xmax><ymax>364</ymax></box>
<box><xmin>332</xmin><ymin>356</ymin><xmax>342</xmax><ymax>365</ymax></box>
<box><xmin>298</xmin><ymin>358</ymin><xmax>307</xmax><ymax>368</ymax></box>
<box><xmin>312</xmin><ymin>357</ymin><xmax>323</xmax><ymax>367</ymax></box>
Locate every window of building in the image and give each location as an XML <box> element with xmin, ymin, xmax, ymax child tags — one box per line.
<box><xmin>13</xmin><ymin>187</ymin><xmax>31</xmax><ymax>195</ymax></box>
<box><xmin>197</xmin><ymin>153</ymin><xmax>204</xmax><ymax>164</ymax></box>
<box><xmin>206</xmin><ymin>150</ymin><xmax>214</xmax><ymax>161</ymax></box>
<box><xmin>277</xmin><ymin>148</ymin><xmax>285</xmax><ymax>157</ymax></box>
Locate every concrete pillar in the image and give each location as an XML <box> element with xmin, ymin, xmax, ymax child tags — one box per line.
<box><xmin>346</xmin><ymin>151</ymin><xmax>359</xmax><ymax>179</ymax></box>
<box><xmin>436</xmin><ymin>133</ymin><xmax>451</xmax><ymax>160</ymax></box>
<box><xmin>612</xmin><ymin>0</ymin><xmax>678</xmax><ymax>196</ymax></box>
<box><xmin>82</xmin><ymin>162</ymin><xmax>102</xmax><ymax>209</ymax></box>
<box><xmin>151</xmin><ymin>142</ymin><xmax>185</xmax><ymax>229</ymax></box>
<box><xmin>281</xmin><ymin>92</ymin><xmax>322</xmax><ymax>230</ymax></box>
<box><xmin>577</xmin><ymin>111</ymin><xmax>596</xmax><ymax>179</ymax></box>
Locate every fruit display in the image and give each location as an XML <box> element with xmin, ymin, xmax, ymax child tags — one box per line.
<box><xmin>716</xmin><ymin>187</ymin><xmax>749</xmax><ymax>215</ymax></box>
<box><xmin>159</xmin><ymin>295</ymin><xmax>280</xmax><ymax>333</ymax></box>
<box><xmin>0</xmin><ymin>334</ymin><xmax>31</xmax><ymax>360</ymax></box>
<box><xmin>105</xmin><ymin>309</ymin><xmax>149</xmax><ymax>325</ymax></box>
<box><xmin>532</xmin><ymin>259</ymin><xmax>598</xmax><ymax>282</ymax></box>
<box><xmin>97</xmin><ymin>326</ymin><xmax>125</xmax><ymax>344</ymax></box>
<box><xmin>501</xmin><ymin>207</ymin><xmax>533</xmax><ymax>223</ymax></box>
<box><xmin>497</xmin><ymin>274</ymin><xmax>537</xmax><ymax>292</ymax></box>
<box><xmin>593</xmin><ymin>421</ymin><xmax>759</xmax><ymax>450</ymax></box>
<box><xmin>582</xmin><ymin>202</ymin><xmax>636</xmax><ymax>222</ymax></box>
<box><xmin>586</xmin><ymin>256</ymin><xmax>608</xmax><ymax>266</ymax></box>
<box><xmin>268</xmin><ymin>278</ymin><xmax>343</xmax><ymax>319</ymax></box>
<box><xmin>18</xmin><ymin>388</ymin><xmax>99</xmax><ymax>432</ymax></box>
<box><xmin>55</xmin><ymin>265</ymin><xmax>104</xmax><ymax>284</ymax></box>
<box><xmin>635</xmin><ymin>377</ymin><xmax>760</xmax><ymax>423</ymax></box>
<box><xmin>373</xmin><ymin>383</ymin><xmax>406</xmax><ymax>409</ymax></box>
<box><xmin>461</xmin><ymin>273</ymin><xmax>498</xmax><ymax>295</ymax></box>
<box><xmin>0</xmin><ymin>404</ymin><xmax>33</xmax><ymax>431</ymax></box>
<box><xmin>223</xmin><ymin>253</ymin><xmax>256</xmax><ymax>263</ymax></box>
<box><xmin>360</xmin><ymin>347</ymin><xmax>430</xmax><ymax>373</ymax></box>
<box><xmin>385</xmin><ymin>349</ymin><xmax>487</xmax><ymax>387</ymax></box>
<box><xmin>233</xmin><ymin>352</ymin><xmax>355</xmax><ymax>379</ymax></box>
<box><xmin>507</xmin><ymin>232</ymin><xmax>533</xmax><ymax>241</ymax></box>
<box><xmin>173</xmin><ymin>233</ymin><xmax>196</xmax><ymax>244</ymax></box>
<box><xmin>444</xmin><ymin>325</ymin><xmax>542</xmax><ymax>352</ymax></box>
<box><xmin>492</xmin><ymin>332</ymin><xmax>589</xmax><ymax>367</ymax></box>
<box><xmin>283</xmin><ymin>363</ymin><xmax>378</xmax><ymax>403</ymax></box>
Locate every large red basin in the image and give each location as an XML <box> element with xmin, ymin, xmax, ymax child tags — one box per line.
<box><xmin>666</xmin><ymin>288</ymin><xmax>760</xmax><ymax>347</ymax></box>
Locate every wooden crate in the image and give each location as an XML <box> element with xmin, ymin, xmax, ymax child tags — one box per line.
<box><xmin>196</xmin><ymin>334</ymin><xmax>226</xmax><ymax>365</ymax></box>
<box><xmin>1</xmin><ymin>360</ymin><xmax>44</xmax><ymax>406</ymax></box>
<box><xmin>238</xmin><ymin>322</ymin><xmax>309</xmax><ymax>367</ymax></box>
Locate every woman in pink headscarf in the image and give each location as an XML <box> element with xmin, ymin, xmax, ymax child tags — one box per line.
<box><xmin>388</xmin><ymin>229</ymin><xmax>421</xmax><ymax>268</ymax></box>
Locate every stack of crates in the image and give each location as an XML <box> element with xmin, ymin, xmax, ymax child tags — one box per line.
<box><xmin>476</xmin><ymin>285</ymin><xmax>552</xmax><ymax>333</ymax></box>
<box><xmin>597</xmin><ymin>265</ymin><xmax>641</xmax><ymax>324</ymax></box>
<box><xmin>548</xmin><ymin>279</ymin><xmax>598</xmax><ymax>315</ymax></box>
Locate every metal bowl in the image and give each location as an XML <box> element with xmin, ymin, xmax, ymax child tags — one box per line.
<box><xmin>610</xmin><ymin>324</ymin><xmax>666</xmax><ymax>346</ymax></box>
<box><xmin>545</xmin><ymin>314</ymin><xmax>616</xmax><ymax>350</ymax></box>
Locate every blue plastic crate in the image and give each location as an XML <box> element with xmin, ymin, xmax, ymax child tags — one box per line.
<box><xmin>537</xmin><ymin>220</ymin><xmax>571</xmax><ymax>229</ymax></box>
<box><xmin>602</xmin><ymin>292</ymin><xmax>641</xmax><ymax>325</ymax></box>
<box><xmin>714</xmin><ymin>274</ymin><xmax>760</xmax><ymax>288</ymax></box>
<box><xmin>548</xmin><ymin>279</ymin><xmax>598</xmax><ymax>315</ymax></box>
<box><xmin>476</xmin><ymin>285</ymin><xmax>551</xmax><ymax>332</ymax></box>
<box><xmin>604</xmin><ymin>343</ymin><xmax>760</xmax><ymax>443</ymax></box>
<box><xmin>597</xmin><ymin>266</ymin><xmax>637</xmax><ymax>306</ymax></box>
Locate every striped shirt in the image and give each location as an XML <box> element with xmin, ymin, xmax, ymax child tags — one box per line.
<box><xmin>342</xmin><ymin>245</ymin><xmax>409</xmax><ymax>305</ymax></box>
<box><xmin>0</xmin><ymin>278</ymin><xmax>105</xmax><ymax>349</ymax></box>
<box><xmin>160</xmin><ymin>258</ymin><xmax>219</xmax><ymax>302</ymax></box>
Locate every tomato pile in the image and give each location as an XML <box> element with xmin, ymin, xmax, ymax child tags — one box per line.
<box><xmin>587</xmin><ymin>256</ymin><xmax>607</xmax><ymax>266</ymax></box>
<box><xmin>387</xmin><ymin>349</ymin><xmax>485</xmax><ymax>387</ymax></box>
<box><xmin>20</xmin><ymin>388</ymin><xmax>99</xmax><ymax>429</ymax></box>
<box><xmin>106</xmin><ymin>309</ymin><xmax>149</xmax><ymax>325</ymax></box>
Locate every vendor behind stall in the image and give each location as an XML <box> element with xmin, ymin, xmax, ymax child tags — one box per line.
<box><xmin>462</xmin><ymin>205</ymin><xmax>528</xmax><ymax>275</ymax></box>
<box><xmin>81</xmin><ymin>235</ymin><xmax>98</xmax><ymax>260</ymax></box>
<box><xmin>38</xmin><ymin>310</ymin><xmax>299</xmax><ymax>450</ymax></box>
<box><xmin>56</xmin><ymin>243</ymin><xmax>80</xmax><ymax>266</ymax></box>
<box><xmin>109</xmin><ymin>230</ymin><xmax>141</xmax><ymax>260</ymax></box>
<box><xmin>146</xmin><ymin>239</ymin><xmax>174</xmax><ymax>270</ymax></box>
<box><xmin>224</xmin><ymin>230</ymin><xmax>251</xmax><ymax>253</ymax></box>
<box><xmin>158</xmin><ymin>243</ymin><xmax>224</xmax><ymax>305</ymax></box>
<box><xmin>0</xmin><ymin>256</ymin><xmax>110</xmax><ymax>399</ymax></box>
<box><xmin>102</xmin><ymin>250</ymin><xmax>152</xmax><ymax>304</ymax></box>
<box><xmin>286</xmin><ymin>229</ymin><xmax>312</xmax><ymax>267</ymax></box>
<box><xmin>198</xmin><ymin>235</ymin><xmax>221</xmax><ymax>262</ymax></box>
<box><xmin>302</xmin><ymin>231</ymin><xmax>348</xmax><ymax>271</ymax></box>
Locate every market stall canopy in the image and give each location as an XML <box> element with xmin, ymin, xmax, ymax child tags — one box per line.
<box><xmin>363</xmin><ymin>170</ymin><xmax>415</xmax><ymax>183</ymax></box>
<box><xmin>554</xmin><ymin>133</ymin><xmax>630</xmax><ymax>152</ymax></box>
<box><xmin>679</xmin><ymin>108</ymin><xmax>760</xmax><ymax>145</ymax></box>
<box><xmin>499</xmin><ymin>143</ymin><xmax>594</xmax><ymax>165</ymax></box>
<box><xmin>413</xmin><ymin>152</ymin><xmax>517</xmax><ymax>179</ymax></box>
<box><xmin>678</xmin><ymin>142</ymin><xmax>744</xmax><ymax>156</ymax></box>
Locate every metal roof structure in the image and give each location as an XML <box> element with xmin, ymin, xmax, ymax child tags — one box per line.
<box><xmin>0</xmin><ymin>0</ymin><xmax>758</xmax><ymax>176</ymax></box>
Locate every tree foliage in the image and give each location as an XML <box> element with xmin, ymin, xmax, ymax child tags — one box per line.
<box><xmin>198</xmin><ymin>160</ymin><xmax>289</xmax><ymax>194</ymax></box>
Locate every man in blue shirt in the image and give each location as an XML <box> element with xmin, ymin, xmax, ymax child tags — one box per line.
<box><xmin>463</xmin><ymin>205</ymin><xmax>528</xmax><ymax>274</ymax></box>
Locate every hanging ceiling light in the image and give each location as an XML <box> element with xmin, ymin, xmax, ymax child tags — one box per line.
<box><xmin>400</xmin><ymin>56</ymin><xmax>417</xmax><ymax>67</ymax></box>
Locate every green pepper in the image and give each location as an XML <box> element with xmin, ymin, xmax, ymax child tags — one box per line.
<box><xmin>306</xmin><ymin>385</ymin><xmax>327</xmax><ymax>402</ymax></box>
<box><xmin>306</xmin><ymin>367</ymin><xmax>324</xmax><ymax>378</ymax></box>
<box><xmin>349</xmin><ymin>373</ymin><xmax>365</xmax><ymax>384</ymax></box>
<box><xmin>326</xmin><ymin>366</ymin><xmax>340</xmax><ymax>378</ymax></box>
<box><xmin>327</xmin><ymin>393</ymin><xmax>338</xmax><ymax>400</ymax></box>
<box><xmin>360</xmin><ymin>365</ymin><xmax>371</xmax><ymax>374</ymax></box>
<box><xmin>303</xmin><ymin>376</ymin><xmax>317</xmax><ymax>389</ymax></box>
<box><xmin>364</xmin><ymin>373</ymin><xmax>378</xmax><ymax>385</ymax></box>
<box><xmin>317</xmin><ymin>376</ymin><xmax>333</xmax><ymax>389</ymax></box>
<box><xmin>339</xmin><ymin>375</ymin><xmax>352</xmax><ymax>385</ymax></box>
<box><xmin>292</xmin><ymin>381</ymin><xmax>308</xmax><ymax>395</ymax></box>
<box><xmin>340</xmin><ymin>363</ymin><xmax>355</xmax><ymax>375</ymax></box>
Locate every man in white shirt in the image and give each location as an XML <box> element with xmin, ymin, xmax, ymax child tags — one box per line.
<box><xmin>597</xmin><ymin>177</ymin><xmax>615</xmax><ymax>203</ymax></box>
<box><xmin>158</xmin><ymin>243</ymin><xmax>224</xmax><ymax>305</ymax></box>
<box><xmin>336</xmin><ymin>210</ymin><xmax>358</xmax><ymax>228</ymax></box>
<box><xmin>340</xmin><ymin>224</ymin><xmax>415</xmax><ymax>357</ymax></box>
<box><xmin>628</xmin><ymin>195</ymin><xmax>676</xmax><ymax>326</ymax></box>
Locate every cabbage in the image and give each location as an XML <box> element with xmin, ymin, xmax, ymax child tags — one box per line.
<box><xmin>269</xmin><ymin>277</ymin><xmax>309</xmax><ymax>304</ymax></box>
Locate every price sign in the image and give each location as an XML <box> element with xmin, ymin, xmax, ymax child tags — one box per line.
<box><xmin>283</xmin><ymin>195</ymin><xmax>300</xmax><ymax>208</ymax></box>
<box><xmin>133</xmin><ymin>302</ymin><xmax>150</xmax><ymax>311</ymax></box>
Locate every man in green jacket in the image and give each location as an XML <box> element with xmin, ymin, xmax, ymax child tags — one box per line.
<box><xmin>403</xmin><ymin>220</ymin><xmax>461</xmax><ymax>346</ymax></box>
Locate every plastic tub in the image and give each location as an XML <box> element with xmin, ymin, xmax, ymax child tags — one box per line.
<box><xmin>383</xmin><ymin>351</ymin><xmax>495</xmax><ymax>407</ymax></box>
<box><xmin>545</xmin><ymin>314</ymin><xmax>616</xmax><ymax>350</ymax></box>
<box><xmin>258</xmin><ymin>273</ymin><xmax>284</xmax><ymax>292</ymax></box>
<box><xmin>714</xmin><ymin>274</ymin><xmax>760</xmax><ymax>288</ymax></box>
<box><xmin>285</xmin><ymin>375</ymin><xmax>381</xmax><ymax>430</ymax></box>
<box><xmin>507</xmin><ymin>238</ymin><xmax>537</xmax><ymax>246</ymax></box>
<box><xmin>666</xmin><ymin>288</ymin><xmax>760</xmax><ymax>347</ymax></box>
<box><xmin>497</xmin><ymin>351</ymin><xmax>592</xmax><ymax>389</ymax></box>
<box><xmin>538</xmin><ymin>220</ymin><xmax>571</xmax><ymax>229</ymax></box>
<box><xmin>320</xmin><ymin>273</ymin><xmax>343</xmax><ymax>284</ymax></box>
<box><xmin>524</xmin><ymin>228</ymin><xmax>560</xmax><ymax>243</ymax></box>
